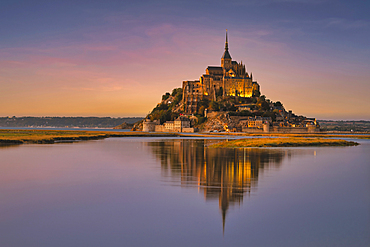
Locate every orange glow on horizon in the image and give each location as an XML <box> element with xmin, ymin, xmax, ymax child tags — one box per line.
<box><xmin>0</xmin><ymin>26</ymin><xmax>369</xmax><ymax>119</ymax></box>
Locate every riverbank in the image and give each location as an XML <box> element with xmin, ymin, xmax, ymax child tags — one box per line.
<box><xmin>210</xmin><ymin>137</ymin><xmax>359</xmax><ymax>148</ymax></box>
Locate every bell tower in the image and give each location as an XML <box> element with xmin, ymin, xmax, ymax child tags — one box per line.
<box><xmin>221</xmin><ymin>30</ymin><xmax>232</xmax><ymax>69</ymax></box>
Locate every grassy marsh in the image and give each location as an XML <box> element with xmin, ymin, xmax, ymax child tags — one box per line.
<box><xmin>0</xmin><ymin>129</ymin><xmax>180</xmax><ymax>144</ymax></box>
<box><xmin>201</xmin><ymin>132</ymin><xmax>370</xmax><ymax>139</ymax></box>
<box><xmin>210</xmin><ymin>137</ymin><xmax>359</xmax><ymax>148</ymax></box>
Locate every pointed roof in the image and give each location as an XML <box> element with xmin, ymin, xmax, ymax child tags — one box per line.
<box><xmin>222</xmin><ymin>29</ymin><xmax>232</xmax><ymax>60</ymax></box>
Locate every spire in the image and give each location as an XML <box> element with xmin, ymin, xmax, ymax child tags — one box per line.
<box><xmin>225</xmin><ymin>29</ymin><xmax>228</xmax><ymax>51</ymax></box>
<box><xmin>221</xmin><ymin>29</ymin><xmax>232</xmax><ymax>60</ymax></box>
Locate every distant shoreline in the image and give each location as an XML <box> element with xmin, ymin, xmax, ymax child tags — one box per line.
<box><xmin>0</xmin><ymin>116</ymin><xmax>143</xmax><ymax>129</ymax></box>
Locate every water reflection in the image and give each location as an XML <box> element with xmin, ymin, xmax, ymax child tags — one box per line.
<box><xmin>147</xmin><ymin>139</ymin><xmax>292</xmax><ymax>232</ymax></box>
<box><xmin>0</xmin><ymin>144</ymin><xmax>21</xmax><ymax>149</ymax></box>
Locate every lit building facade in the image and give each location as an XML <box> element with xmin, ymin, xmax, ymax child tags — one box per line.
<box><xmin>182</xmin><ymin>31</ymin><xmax>260</xmax><ymax>114</ymax></box>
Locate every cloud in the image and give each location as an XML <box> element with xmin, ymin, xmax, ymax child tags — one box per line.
<box><xmin>324</xmin><ymin>18</ymin><xmax>369</xmax><ymax>29</ymax></box>
<box><xmin>216</xmin><ymin>0</ymin><xmax>328</xmax><ymax>6</ymax></box>
<box><xmin>0</xmin><ymin>16</ymin><xmax>369</xmax><ymax>118</ymax></box>
<box><xmin>270</xmin><ymin>0</ymin><xmax>327</xmax><ymax>3</ymax></box>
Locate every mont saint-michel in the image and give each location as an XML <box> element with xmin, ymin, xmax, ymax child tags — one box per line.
<box><xmin>135</xmin><ymin>31</ymin><xmax>319</xmax><ymax>133</ymax></box>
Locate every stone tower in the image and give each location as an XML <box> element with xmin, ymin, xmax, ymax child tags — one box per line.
<box><xmin>221</xmin><ymin>30</ymin><xmax>232</xmax><ymax>70</ymax></box>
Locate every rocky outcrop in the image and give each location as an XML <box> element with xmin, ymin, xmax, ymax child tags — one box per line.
<box><xmin>201</xmin><ymin>112</ymin><xmax>231</xmax><ymax>131</ymax></box>
<box><xmin>113</xmin><ymin>122</ymin><xmax>133</xmax><ymax>129</ymax></box>
<box><xmin>131</xmin><ymin>121</ymin><xmax>144</xmax><ymax>131</ymax></box>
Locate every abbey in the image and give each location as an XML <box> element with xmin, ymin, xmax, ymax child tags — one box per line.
<box><xmin>182</xmin><ymin>31</ymin><xmax>260</xmax><ymax>114</ymax></box>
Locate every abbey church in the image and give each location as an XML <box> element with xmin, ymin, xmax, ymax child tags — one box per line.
<box><xmin>182</xmin><ymin>31</ymin><xmax>260</xmax><ymax>114</ymax></box>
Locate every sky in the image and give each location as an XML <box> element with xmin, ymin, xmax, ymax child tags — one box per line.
<box><xmin>0</xmin><ymin>0</ymin><xmax>369</xmax><ymax>120</ymax></box>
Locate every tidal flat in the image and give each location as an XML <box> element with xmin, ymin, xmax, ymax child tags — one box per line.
<box><xmin>0</xmin><ymin>129</ymin><xmax>181</xmax><ymax>144</ymax></box>
<box><xmin>0</xmin><ymin>129</ymin><xmax>364</xmax><ymax>147</ymax></box>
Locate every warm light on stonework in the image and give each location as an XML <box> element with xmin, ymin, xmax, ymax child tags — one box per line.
<box><xmin>181</xmin><ymin>31</ymin><xmax>260</xmax><ymax>114</ymax></box>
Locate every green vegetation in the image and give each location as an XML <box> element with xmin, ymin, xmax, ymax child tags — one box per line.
<box><xmin>155</xmin><ymin>83</ymin><xmax>290</xmax><ymax>129</ymax></box>
<box><xmin>210</xmin><ymin>137</ymin><xmax>359</xmax><ymax>148</ymax></box>
<box><xmin>228</xmin><ymin>110</ymin><xmax>253</xmax><ymax>117</ymax></box>
<box><xmin>151</xmin><ymin>88</ymin><xmax>183</xmax><ymax>124</ymax></box>
<box><xmin>162</xmin><ymin>92</ymin><xmax>171</xmax><ymax>101</ymax></box>
<box><xmin>274</xmin><ymin>101</ymin><xmax>283</xmax><ymax>107</ymax></box>
<box><xmin>190</xmin><ymin>94</ymin><xmax>282</xmax><ymax>120</ymax></box>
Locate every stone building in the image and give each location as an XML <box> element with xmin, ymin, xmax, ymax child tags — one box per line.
<box><xmin>142</xmin><ymin>118</ymin><xmax>160</xmax><ymax>132</ymax></box>
<box><xmin>243</xmin><ymin>116</ymin><xmax>272</xmax><ymax>129</ymax></box>
<box><xmin>182</xmin><ymin>30</ymin><xmax>260</xmax><ymax>114</ymax></box>
<box><xmin>155</xmin><ymin>116</ymin><xmax>194</xmax><ymax>132</ymax></box>
<box><xmin>174</xmin><ymin>116</ymin><xmax>191</xmax><ymax>130</ymax></box>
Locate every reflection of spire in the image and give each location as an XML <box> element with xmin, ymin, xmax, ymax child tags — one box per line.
<box><xmin>220</xmin><ymin>163</ymin><xmax>229</xmax><ymax>236</ymax></box>
<box><xmin>220</xmin><ymin>185</ymin><xmax>229</xmax><ymax>236</ymax></box>
<box><xmin>222</xmin><ymin>207</ymin><xmax>226</xmax><ymax>236</ymax></box>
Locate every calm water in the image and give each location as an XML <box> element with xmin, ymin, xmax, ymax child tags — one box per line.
<box><xmin>0</xmin><ymin>137</ymin><xmax>369</xmax><ymax>247</ymax></box>
<box><xmin>0</xmin><ymin>127</ymin><xmax>131</xmax><ymax>131</ymax></box>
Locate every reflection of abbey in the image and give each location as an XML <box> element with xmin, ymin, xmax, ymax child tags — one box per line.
<box><xmin>182</xmin><ymin>30</ymin><xmax>260</xmax><ymax>114</ymax></box>
<box><xmin>146</xmin><ymin>139</ymin><xmax>290</xmax><ymax>233</ymax></box>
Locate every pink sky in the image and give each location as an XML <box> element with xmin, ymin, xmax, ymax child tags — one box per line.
<box><xmin>1</xmin><ymin>1</ymin><xmax>369</xmax><ymax>120</ymax></box>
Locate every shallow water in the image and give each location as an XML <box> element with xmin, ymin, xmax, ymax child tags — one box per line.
<box><xmin>0</xmin><ymin>137</ymin><xmax>369</xmax><ymax>247</ymax></box>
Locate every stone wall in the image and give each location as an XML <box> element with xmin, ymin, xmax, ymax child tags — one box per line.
<box><xmin>143</xmin><ymin>120</ymin><xmax>159</xmax><ymax>132</ymax></box>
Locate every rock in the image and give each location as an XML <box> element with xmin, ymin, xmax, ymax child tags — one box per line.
<box><xmin>113</xmin><ymin>122</ymin><xmax>133</xmax><ymax>129</ymax></box>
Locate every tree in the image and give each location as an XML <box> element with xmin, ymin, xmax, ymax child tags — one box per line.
<box><xmin>262</xmin><ymin>101</ymin><xmax>270</xmax><ymax>111</ymax></box>
<box><xmin>262</xmin><ymin>111</ymin><xmax>276</xmax><ymax>121</ymax></box>
<box><xmin>198</xmin><ymin>106</ymin><xmax>206</xmax><ymax>116</ymax></box>
<box><xmin>162</xmin><ymin>92</ymin><xmax>170</xmax><ymax>101</ymax></box>
<box><xmin>172</xmin><ymin>88</ymin><xmax>182</xmax><ymax>96</ymax></box>
<box><xmin>209</xmin><ymin>101</ymin><xmax>220</xmax><ymax>111</ymax></box>
<box><xmin>274</xmin><ymin>101</ymin><xmax>283</xmax><ymax>107</ymax></box>
<box><xmin>226</xmin><ymin>104</ymin><xmax>237</xmax><ymax>111</ymax></box>
<box><xmin>199</xmin><ymin>98</ymin><xmax>210</xmax><ymax>108</ymax></box>
<box><xmin>159</xmin><ymin>110</ymin><xmax>172</xmax><ymax>124</ymax></box>
<box><xmin>173</xmin><ymin>91</ymin><xmax>182</xmax><ymax>105</ymax></box>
